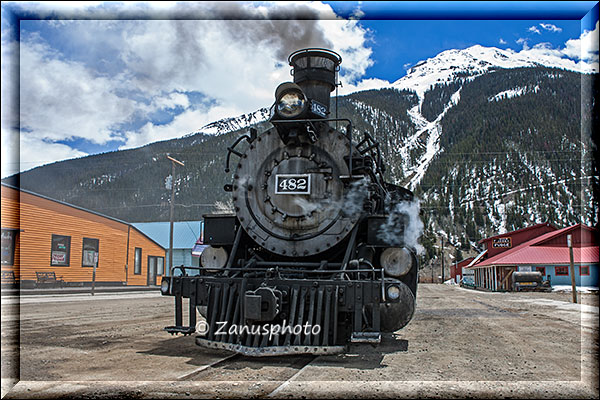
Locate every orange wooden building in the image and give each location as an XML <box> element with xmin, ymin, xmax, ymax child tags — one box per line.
<box><xmin>1</xmin><ymin>183</ymin><xmax>166</xmax><ymax>287</ymax></box>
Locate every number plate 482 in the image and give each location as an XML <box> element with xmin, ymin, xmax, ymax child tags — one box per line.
<box><xmin>275</xmin><ymin>174</ymin><xmax>310</xmax><ymax>194</ymax></box>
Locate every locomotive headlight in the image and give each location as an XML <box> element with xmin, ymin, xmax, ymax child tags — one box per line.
<box><xmin>277</xmin><ymin>92</ymin><xmax>306</xmax><ymax>117</ymax></box>
<box><xmin>160</xmin><ymin>277</ymin><xmax>170</xmax><ymax>295</ymax></box>
<box><xmin>380</xmin><ymin>247</ymin><xmax>413</xmax><ymax>277</ymax></box>
<box><xmin>386</xmin><ymin>285</ymin><xmax>401</xmax><ymax>301</ymax></box>
<box><xmin>274</xmin><ymin>82</ymin><xmax>307</xmax><ymax>119</ymax></box>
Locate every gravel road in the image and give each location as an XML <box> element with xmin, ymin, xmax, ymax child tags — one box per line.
<box><xmin>1</xmin><ymin>284</ymin><xmax>597</xmax><ymax>399</ymax></box>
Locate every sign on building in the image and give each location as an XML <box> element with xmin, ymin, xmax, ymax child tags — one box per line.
<box><xmin>492</xmin><ymin>237</ymin><xmax>512</xmax><ymax>248</ymax></box>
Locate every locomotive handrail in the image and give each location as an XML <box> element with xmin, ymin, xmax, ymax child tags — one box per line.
<box><xmin>166</xmin><ymin>265</ymin><xmax>384</xmax><ymax>276</ymax></box>
<box><xmin>193</xmin><ymin>267</ymin><xmax>383</xmax><ymax>275</ymax></box>
<box><xmin>341</xmin><ymin>218</ymin><xmax>362</xmax><ymax>270</ymax></box>
<box><xmin>224</xmin><ymin>226</ymin><xmax>243</xmax><ymax>276</ymax></box>
<box><xmin>269</xmin><ymin>117</ymin><xmax>352</xmax><ymax>139</ymax></box>
<box><xmin>224</xmin><ymin>134</ymin><xmax>252</xmax><ymax>173</ymax></box>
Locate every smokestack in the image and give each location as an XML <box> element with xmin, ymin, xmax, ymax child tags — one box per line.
<box><xmin>288</xmin><ymin>48</ymin><xmax>341</xmax><ymax>113</ymax></box>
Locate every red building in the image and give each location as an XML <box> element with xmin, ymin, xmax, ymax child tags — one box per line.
<box><xmin>479</xmin><ymin>222</ymin><xmax>557</xmax><ymax>259</ymax></box>
<box><xmin>466</xmin><ymin>223</ymin><xmax>599</xmax><ymax>291</ymax></box>
<box><xmin>450</xmin><ymin>257</ymin><xmax>475</xmax><ymax>284</ymax></box>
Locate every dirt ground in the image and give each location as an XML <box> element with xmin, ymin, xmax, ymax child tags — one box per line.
<box><xmin>1</xmin><ymin>284</ymin><xmax>598</xmax><ymax>399</ymax></box>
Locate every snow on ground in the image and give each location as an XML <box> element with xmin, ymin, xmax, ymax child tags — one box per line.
<box><xmin>552</xmin><ymin>285</ymin><xmax>599</xmax><ymax>293</ymax></box>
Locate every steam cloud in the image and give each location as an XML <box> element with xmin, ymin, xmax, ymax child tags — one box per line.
<box><xmin>292</xmin><ymin>177</ymin><xmax>369</xmax><ymax>218</ymax></box>
<box><xmin>377</xmin><ymin>199</ymin><xmax>424</xmax><ymax>254</ymax></box>
<box><xmin>213</xmin><ymin>199</ymin><xmax>234</xmax><ymax>214</ymax></box>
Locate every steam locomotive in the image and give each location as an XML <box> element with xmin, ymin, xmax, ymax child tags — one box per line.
<box><xmin>161</xmin><ymin>48</ymin><xmax>420</xmax><ymax>356</ymax></box>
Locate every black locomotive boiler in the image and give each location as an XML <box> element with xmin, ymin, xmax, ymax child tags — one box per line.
<box><xmin>161</xmin><ymin>48</ymin><xmax>420</xmax><ymax>356</ymax></box>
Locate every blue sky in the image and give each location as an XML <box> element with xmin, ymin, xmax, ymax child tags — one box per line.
<box><xmin>1</xmin><ymin>1</ymin><xmax>598</xmax><ymax>177</ymax></box>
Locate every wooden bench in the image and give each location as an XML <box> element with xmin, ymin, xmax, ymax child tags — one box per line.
<box><xmin>35</xmin><ymin>271</ymin><xmax>65</xmax><ymax>288</ymax></box>
<box><xmin>1</xmin><ymin>271</ymin><xmax>16</xmax><ymax>285</ymax></box>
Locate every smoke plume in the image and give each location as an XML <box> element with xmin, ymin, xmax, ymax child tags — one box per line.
<box><xmin>377</xmin><ymin>199</ymin><xmax>424</xmax><ymax>254</ymax></box>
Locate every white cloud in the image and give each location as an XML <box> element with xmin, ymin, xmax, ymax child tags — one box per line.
<box><xmin>121</xmin><ymin>104</ymin><xmax>242</xmax><ymax>149</ymax></box>
<box><xmin>499</xmin><ymin>38</ymin><xmax>507</xmax><ymax>45</ymax></box>
<box><xmin>3</xmin><ymin>2</ymin><xmax>378</xmax><ymax>175</ymax></box>
<box><xmin>1</xmin><ymin>126</ymin><xmax>21</xmax><ymax>178</ymax></box>
<box><xmin>17</xmin><ymin>133</ymin><xmax>88</xmax><ymax>174</ymax></box>
<box><xmin>151</xmin><ymin>92</ymin><xmax>190</xmax><ymax>110</ymax></box>
<box><xmin>19</xmin><ymin>39</ymin><xmax>138</xmax><ymax>144</ymax></box>
<box><xmin>528</xmin><ymin>26</ymin><xmax>541</xmax><ymax>35</ymax></box>
<box><xmin>516</xmin><ymin>38</ymin><xmax>529</xmax><ymax>50</ymax></box>
<box><xmin>540</xmin><ymin>23</ymin><xmax>562</xmax><ymax>33</ymax></box>
<box><xmin>517</xmin><ymin>20</ymin><xmax>599</xmax><ymax>73</ymax></box>
<box><xmin>337</xmin><ymin>77</ymin><xmax>391</xmax><ymax>95</ymax></box>
<box><xmin>562</xmin><ymin>20</ymin><xmax>599</xmax><ymax>62</ymax></box>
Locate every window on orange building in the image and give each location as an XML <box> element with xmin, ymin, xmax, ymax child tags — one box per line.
<box><xmin>580</xmin><ymin>266</ymin><xmax>590</xmax><ymax>276</ymax></box>
<box><xmin>157</xmin><ymin>257</ymin><xmax>164</xmax><ymax>276</ymax></box>
<box><xmin>51</xmin><ymin>234</ymin><xmax>71</xmax><ymax>266</ymax></box>
<box><xmin>82</xmin><ymin>238</ymin><xmax>99</xmax><ymax>267</ymax></box>
<box><xmin>134</xmin><ymin>248</ymin><xmax>142</xmax><ymax>275</ymax></box>
<box><xmin>1</xmin><ymin>229</ymin><xmax>17</xmax><ymax>266</ymax></box>
<box><xmin>555</xmin><ymin>266</ymin><xmax>569</xmax><ymax>276</ymax></box>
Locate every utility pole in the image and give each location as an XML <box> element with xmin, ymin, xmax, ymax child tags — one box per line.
<box><xmin>567</xmin><ymin>234</ymin><xmax>577</xmax><ymax>303</ymax></box>
<box><xmin>431</xmin><ymin>257</ymin><xmax>434</xmax><ymax>283</ymax></box>
<box><xmin>441</xmin><ymin>236</ymin><xmax>445</xmax><ymax>283</ymax></box>
<box><xmin>91</xmin><ymin>252</ymin><xmax>98</xmax><ymax>296</ymax></box>
<box><xmin>167</xmin><ymin>155</ymin><xmax>185</xmax><ymax>278</ymax></box>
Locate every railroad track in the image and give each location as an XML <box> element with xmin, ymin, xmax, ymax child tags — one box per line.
<box><xmin>177</xmin><ymin>352</ymin><xmax>318</xmax><ymax>396</ymax></box>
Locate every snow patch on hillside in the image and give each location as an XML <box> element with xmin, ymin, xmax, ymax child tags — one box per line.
<box><xmin>489</xmin><ymin>85</ymin><xmax>540</xmax><ymax>102</ymax></box>
<box><xmin>403</xmin><ymin>87</ymin><xmax>463</xmax><ymax>191</ymax></box>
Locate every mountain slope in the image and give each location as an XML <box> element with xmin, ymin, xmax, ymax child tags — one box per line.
<box><xmin>6</xmin><ymin>45</ymin><xmax>597</xmax><ymax>266</ymax></box>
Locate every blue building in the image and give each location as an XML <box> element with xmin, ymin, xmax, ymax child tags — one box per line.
<box><xmin>132</xmin><ymin>221</ymin><xmax>204</xmax><ymax>275</ymax></box>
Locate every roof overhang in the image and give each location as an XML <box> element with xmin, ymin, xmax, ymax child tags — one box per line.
<box><xmin>465</xmin><ymin>249</ymin><xmax>488</xmax><ymax>269</ymax></box>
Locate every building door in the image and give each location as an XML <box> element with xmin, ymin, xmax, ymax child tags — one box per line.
<box><xmin>147</xmin><ymin>256</ymin><xmax>157</xmax><ymax>286</ymax></box>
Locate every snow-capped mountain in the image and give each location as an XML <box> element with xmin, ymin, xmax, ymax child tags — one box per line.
<box><xmin>9</xmin><ymin>45</ymin><xmax>597</xmax><ymax>266</ymax></box>
<box><xmin>392</xmin><ymin>44</ymin><xmax>593</xmax><ymax>100</ymax></box>
<box><xmin>195</xmin><ymin>107</ymin><xmax>271</xmax><ymax>136</ymax></box>
<box><xmin>378</xmin><ymin>45</ymin><xmax>595</xmax><ymax>192</ymax></box>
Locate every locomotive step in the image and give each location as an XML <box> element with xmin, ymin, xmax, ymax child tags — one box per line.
<box><xmin>164</xmin><ymin>325</ymin><xmax>196</xmax><ymax>335</ymax></box>
<box><xmin>350</xmin><ymin>332</ymin><xmax>382</xmax><ymax>344</ymax></box>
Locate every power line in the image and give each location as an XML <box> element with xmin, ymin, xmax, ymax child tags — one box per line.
<box><xmin>5</xmin><ymin>149</ymin><xmax>587</xmax><ymax>166</ymax></box>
